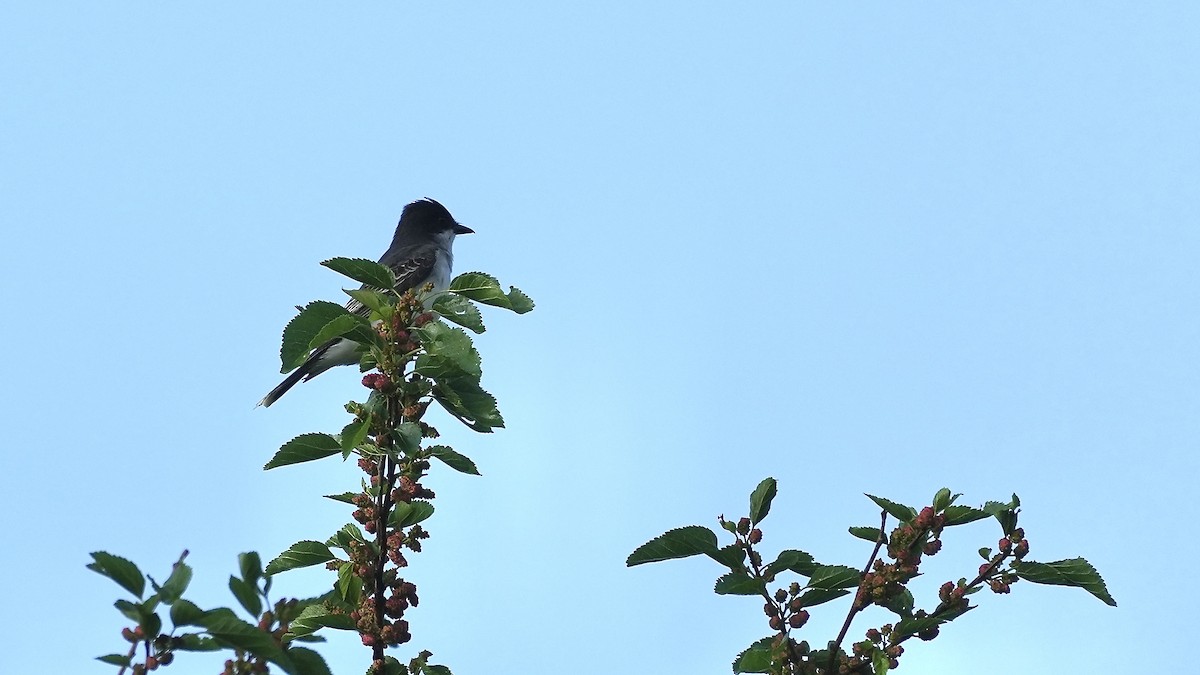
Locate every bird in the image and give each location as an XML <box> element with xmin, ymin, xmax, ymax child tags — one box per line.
<box><xmin>258</xmin><ymin>198</ymin><xmax>473</xmax><ymax>407</ymax></box>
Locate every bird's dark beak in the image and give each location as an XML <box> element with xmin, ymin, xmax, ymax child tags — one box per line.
<box><xmin>454</xmin><ymin>224</ymin><xmax>474</xmax><ymax>235</ymax></box>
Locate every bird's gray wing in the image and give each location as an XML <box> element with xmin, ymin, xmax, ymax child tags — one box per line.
<box><xmin>343</xmin><ymin>253</ymin><xmax>437</xmax><ymax>317</ymax></box>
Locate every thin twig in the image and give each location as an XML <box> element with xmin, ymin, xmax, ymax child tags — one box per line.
<box><xmin>828</xmin><ymin>509</ymin><xmax>888</xmax><ymax>673</ymax></box>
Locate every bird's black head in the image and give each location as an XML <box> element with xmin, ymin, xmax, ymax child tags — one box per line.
<box><xmin>398</xmin><ymin>198</ymin><xmax>474</xmax><ymax>238</ymax></box>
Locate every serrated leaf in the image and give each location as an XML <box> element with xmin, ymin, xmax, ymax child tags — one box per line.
<box><xmin>265</xmin><ymin>541</ymin><xmax>335</xmax><ymax>575</ymax></box>
<box><xmin>893</xmin><ymin>614</ymin><xmax>945</xmax><ymax>639</ymax></box>
<box><xmin>197</xmin><ymin>612</ymin><xmax>291</xmax><ymax>668</ymax></box>
<box><xmin>428</xmin><ymin>445</ymin><xmax>481</xmax><ymax>475</ymax></box>
<box><xmin>866</xmin><ymin>494</ymin><xmax>918</xmax><ymax>522</ymax></box>
<box><xmin>88</xmin><ymin>552</ymin><xmax>145</xmax><ymax>599</ymax></box>
<box><xmin>796</xmin><ymin>587</ymin><xmax>851</xmax><ymax>607</ymax></box>
<box><xmin>424</xmin><ymin>665</ymin><xmax>453</xmax><ymax>675</ymax></box>
<box><xmin>308</xmin><ymin>314</ymin><xmax>377</xmax><ymax>352</ymax></box>
<box><xmin>159</xmin><ymin>561</ymin><xmax>192</xmax><ymax>603</ymax></box>
<box><xmin>873</xmin><ymin>647</ymin><xmax>891</xmax><ymax>675</ymax></box>
<box><xmin>433</xmin><ymin>376</ymin><xmax>504</xmax><ymax>432</ymax></box>
<box><xmin>391</xmin><ymin>422</ymin><xmax>423</xmax><ymax>455</ymax></box>
<box><xmin>808</xmin><ymin>565</ymin><xmax>861</xmax><ymax>590</ymax></box>
<box><xmin>944</xmin><ymin>505</ymin><xmax>990</xmax><ymax>526</ymax></box>
<box><xmin>714</xmin><ymin>572</ymin><xmax>765</xmax><ymax>596</ymax></box>
<box><xmin>431</xmin><ymin>294</ymin><xmax>485</xmax><ymax>333</ymax></box>
<box><xmin>175</xmin><ymin>632</ymin><xmax>222</xmax><ymax>651</ymax></box>
<box><xmin>287</xmin><ymin>646</ymin><xmax>334</xmax><ymax>675</ymax></box>
<box><xmin>229</xmin><ymin>576</ymin><xmax>262</xmax><ymax>617</ymax></box>
<box><xmin>344</xmin><ymin>287</ymin><xmax>392</xmax><ymax>317</ymax></box>
<box><xmin>414</xmin><ymin>322</ymin><xmax>481</xmax><ymax>379</ymax></box>
<box><xmin>503</xmin><ymin>286</ymin><xmax>535</xmax><ymax>314</ymax></box>
<box><xmin>336</xmin><ymin>563</ymin><xmax>363</xmax><ymax>607</ymax></box>
<box><xmin>709</xmin><ymin>543</ymin><xmax>747</xmax><ymax>569</ymax></box>
<box><xmin>1014</xmin><ymin>558</ymin><xmax>1117</xmax><ymax>606</ymax></box>
<box><xmin>626</xmin><ymin>526</ymin><xmax>719</xmax><ymax>566</ymax></box>
<box><xmin>321</xmin><ymin>257</ymin><xmax>396</xmax><ymax>289</ymax></box>
<box><xmin>280</xmin><ymin>301</ymin><xmax>350</xmax><ymax>372</ymax></box>
<box><xmin>933</xmin><ymin>487</ymin><xmax>952</xmax><ymax>512</ymax></box>
<box><xmin>878</xmin><ymin>588</ymin><xmax>915</xmax><ymax>617</ymax></box>
<box><xmin>287</xmin><ymin>604</ymin><xmax>357</xmax><ymax>640</ymax></box>
<box><xmin>97</xmin><ymin>654</ymin><xmax>132</xmax><ymax>666</ymax></box>
<box><xmin>390</xmin><ymin>500</ymin><xmax>435</xmax><ymax>528</ymax></box>
<box><xmin>748</xmin><ymin>477</ymin><xmax>777</xmax><ymax>525</ymax></box>
<box><xmin>265</xmin><ymin>433</ymin><xmax>342</xmax><ymax>470</ymax></box>
<box><xmin>849</xmin><ymin>526</ymin><xmax>885</xmax><ymax>544</ymax></box>
<box><xmin>170</xmin><ymin>599</ymin><xmax>205</xmax><ymax>627</ymax></box>
<box><xmin>732</xmin><ymin>637</ymin><xmax>774</xmax><ymax>673</ymax></box>
<box><xmin>239</xmin><ymin>552</ymin><xmax>263</xmax><ymax>584</ymax></box>
<box><xmin>340</xmin><ymin>420</ymin><xmax>370</xmax><ymax>452</ymax></box>
<box><xmin>763</xmin><ymin>549</ymin><xmax>815</xmax><ymax>578</ymax></box>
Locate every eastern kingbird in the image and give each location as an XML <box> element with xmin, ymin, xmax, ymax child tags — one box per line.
<box><xmin>259</xmin><ymin>198</ymin><xmax>473</xmax><ymax>407</ymax></box>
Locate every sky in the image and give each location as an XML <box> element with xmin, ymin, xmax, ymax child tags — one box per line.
<box><xmin>2</xmin><ymin>2</ymin><xmax>1197</xmax><ymax>674</ymax></box>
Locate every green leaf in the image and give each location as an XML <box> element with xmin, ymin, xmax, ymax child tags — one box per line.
<box><xmin>762</xmin><ymin>549</ymin><xmax>815</xmax><ymax>578</ymax></box>
<box><xmin>197</xmin><ymin>612</ymin><xmax>291</xmax><ymax>669</ymax></box>
<box><xmin>159</xmin><ymin>561</ymin><xmax>193</xmax><ymax>603</ymax></box>
<box><xmin>344</xmin><ymin>287</ymin><xmax>393</xmax><ymax>317</ymax></box>
<box><xmin>433</xmin><ymin>376</ymin><xmax>504</xmax><ymax>433</ymax></box>
<box><xmin>626</xmin><ymin>526</ymin><xmax>719</xmax><ymax>566</ymax></box>
<box><xmin>414</xmin><ymin>322</ymin><xmax>481</xmax><ymax>380</ymax></box>
<box><xmin>796</xmin><ymin>587</ymin><xmax>850</xmax><ymax>607</ymax></box>
<box><xmin>265</xmin><ymin>433</ymin><xmax>342</xmax><ymax>470</ymax></box>
<box><xmin>239</xmin><ymin>552</ymin><xmax>263</xmax><ymax>584</ymax></box>
<box><xmin>321</xmin><ymin>257</ymin><xmax>396</xmax><ymax>290</ymax></box>
<box><xmin>503</xmin><ymin>286</ymin><xmax>535</xmax><ymax>314</ymax></box>
<box><xmin>97</xmin><ymin>654</ymin><xmax>132</xmax><ymax>666</ymax></box>
<box><xmin>170</xmin><ymin>598</ymin><xmax>205</xmax><ymax>627</ymax></box>
<box><xmin>708</xmin><ymin>543</ymin><xmax>747</xmax><ymax>570</ymax></box>
<box><xmin>714</xmin><ymin>572</ymin><xmax>765</xmax><ymax>596</ymax></box>
<box><xmin>431</xmin><ymin>294</ymin><xmax>485</xmax><ymax>333</ymax></box>
<box><xmin>229</xmin><ymin>576</ymin><xmax>262</xmax><ymax>617</ymax></box>
<box><xmin>872</xmin><ymin>647</ymin><xmax>891</xmax><ymax>675</ymax></box>
<box><xmin>174</xmin><ymin>632</ymin><xmax>222</xmax><ymax>651</ymax></box>
<box><xmin>893</xmin><ymin>614</ymin><xmax>945</xmax><ymax>639</ymax></box>
<box><xmin>287</xmin><ymin>646</ymin><xmax>334</xmax><ymax>675</ymax></box>
<box><xmin>287</xmin><ymin>604</ymin><xmax>357</xmax><ymax>640</ymax></box>
<box><xmin>374</xmin><ymin>656</ymin><xmax>408</xmax><ymax>675</ymax></box>
<box><xmin>748</xmin><ymin>477</ymin><xmax>777</xmax><ymax>525</ymax></box>
<box><xmin>340</xmin><ymin>420</ymin><xmax>370</xmax><ymax>452</ymax></box>
<box><xmin>88</xmin><ymin>552</ymin><xmax>145</xmax><ymax>599</ymax></box>
<box><xmin>428</xmin><ymin>445</ymin><xmax>481</xmax><ymax>475</ymax></box>
<box><xmin>849</xmin><ymin>526</ymin><xmax>885</xmax><ymax>544</ymax></box>
<box><xmin>866</xmin><ymin>494</ymin><xmax>917</xmax><ymax>522</ymax></box>
<box><xmin>280</xmin><ymin>301</ymin><xmax>350</xmax><ymax>372</ymax></box>
<box><xmin>808</xmin><ymin>565</ymin><xmax>861</xmax><ymax>590</ymax></box>
<box><xmin>423</xmin><ymin>666</ymin><xmax>453</xmax><ymax>675</ymax></box>
<box><xmin>328</xmin><ymin>523</ymin><xmax>367</xmax><ymax>552</ymax></box>
<box><xmin>448</xmin><ymin>272</ymin><xmax>536</xmax><ymax>314</ymax></box>
<box><xmin>731</xmin><ymin>637</ymin><xmax>774</xmax><ymax>673</ymax></box>
<box><xmin>390</xmin><ymin>500</ymin><xmax>435</xmax><ymax>528</ymax></box>
<box><xmin>308</xmin><ymin>314</ymin><xmax>377</xmax><ymax>352</ymax></box>
<box><xmin>265</xmin><ymin>541</ymin><xmax>336</xmax><ymax>575</ymax></box>
<box><xmin>879</xmin><ymin>588</ymin><xmax>915</xmax><ymax>617</ymax></box>
<box><xmin>932</xmin><ymin>488</ymin><xmax>952</xmax><ymax>512</ymax></box>
<box><xmin>1013</xmin><ymin>558</ymin><xmax>1117</xmax><ymax>606</ymax></box>
<box><xmin>978</xmin><ymin>547</ymin><xmax>993</xmax><ymax>560</ymax></box>
<box><xmin>943</xmin><ymin>505</ymin><xmax>990</xmax><ymax>526</ymax></box>
<box><xmin>324</xmin><ymin>492</ymin><xmax>359</xmax><ymax>504</ymax></box>
<box><xmin>336</xmin><ymin>563</ymin><xmax>363</xmax><ymax>607</ymax></box>
<box><xmin>392</xmin><ymin>422</ymin><xmax>423</xmax><ymax>455</ymax></box>
<box><xmin>779</xmin><ymin>549</ymin><xmax>819</xmax><ymax>577</ymax></box>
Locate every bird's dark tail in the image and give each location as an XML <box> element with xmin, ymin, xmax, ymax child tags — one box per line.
<box><xmin>258</xmin><ymin>366</ymin><xmax>310</xmax><ymax>408</ymax></box>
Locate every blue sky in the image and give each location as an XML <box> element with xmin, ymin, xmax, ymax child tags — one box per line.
<box><xmin>2</xmin><ymin>2</ymin><xmax>1196</xmax><ymax>674</ymax></box>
